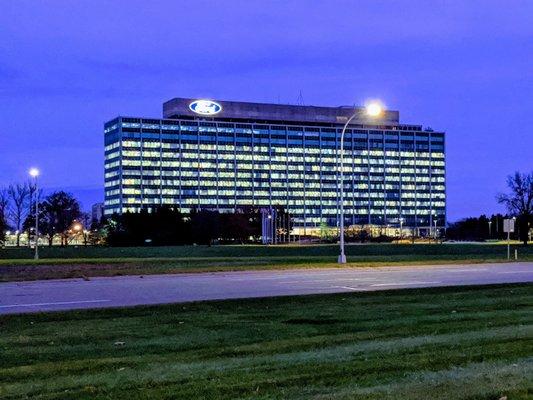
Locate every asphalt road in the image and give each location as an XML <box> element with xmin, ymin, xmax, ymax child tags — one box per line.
<box><xmin>1</xmin><ymin>262</ymin><xmax>532</xmax><ymax>315</ymax></box>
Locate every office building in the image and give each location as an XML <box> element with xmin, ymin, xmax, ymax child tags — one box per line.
<box><xmin>104</xmin><ymin>98</ymin><xmax>445</xmax><ymax>233</ymax></box>
<box><xmin>91</xmin><ymin>202</ymin><xmax>104</xmax><ymax>223</ymax></box>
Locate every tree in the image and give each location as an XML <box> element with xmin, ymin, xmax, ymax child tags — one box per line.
<box><xmin>319</xmin><ymin>222</ymin><xmax>336</xmax><ymax>242</ymax></box>
<box><xmin>219</xmin><ymin>210</ymin><xmax>261</xmax><ymax>243</ymax></box>
<box><xmin>497</xmin><ymin>171</ymin><xmax>533</xmax><ymax>245</ymax></box>
<box><xmin>106</xmin><ymin>206</ymin><xmax>191</xmax><ymax>246</ymax></box>
<box><xmin>105</xmin><ymin>206</ymin><xmax>263</xmax><ymax>246</ymax></box>
<box><xmin>23</xmin><ymin>184</ymin><xmax>41</xmax><ymax>247</ymax></box>
<box><xmin>190</xmin><ymin>209</ymin><xmax>220</xmax><ymax>245</ymax></box>
<box><xmin>0</xmin><ymin>188</ymin><xmax>9</xmax><ymax>244</ymax></box>
<box><xmin>446</xmin><ymin>215</ymin><xmax>490</xmax><ymax>241</ymax></box>
<box><xmin>40</xmin><ymin>191</ymin><xmax>82</xmax><ymax>246</ymax></box>
<box><xmin>7</xmin><ymin>183</ymin><xmax>30</xmax><ymax>246</ymax></box>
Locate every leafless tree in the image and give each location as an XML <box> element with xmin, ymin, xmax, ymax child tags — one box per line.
<box><xmin>24</xmin><ymin>183</ymin><xmax>42</xmax><ymax>247</ymax></box>
<box><xmin>8</xmin><ymin>183</ymin><xmax>30</xmax><ymax>246</ymax></box>
<box><xmin>497</xmin><ymin>171</ymin><xmax>533</xmax><ymax>245</ymax></box>
<box><xmin>0</xmin><ymin>188</ymin><xmax>8</xmax><ymax>221</ymax></box>
<box><xmin>0</xmin><ymin>188</ymin><xmax>9</xmax><ymax>244</ymax></box>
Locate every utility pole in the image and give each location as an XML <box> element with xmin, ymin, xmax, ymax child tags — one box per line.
<box><xmin>29</xmin><ymin>168</ymin><xmax>40</xmax><ymax>260</ymax></box>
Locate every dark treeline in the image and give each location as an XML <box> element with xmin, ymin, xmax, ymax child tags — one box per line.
<box><xmin>106</xmin><ymin>206</ymin><xmax>263</xmax><ymax>246</ymax></box>
<box><xmin>446</xmin><ymin>214</ymin><xmax>531</xmax><ymax>242</ymax></box>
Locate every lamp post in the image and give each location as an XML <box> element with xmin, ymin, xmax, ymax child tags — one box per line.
<box><xmin>488</xmin><ymin>220</ymin><xmax>492</xmax><ymax>239</ymax></box>
<box><xmin>29</xmin><ymin>168</ymin><xmax>40</xmax><ymax>259</ymax></box>
<box><xmin>507</xmin><ymin>217</ymin><xmax>516</xmax><ymax>260</ymax></box>
<box><xmin>399</xmin><ymin>217</ymin><xmax>404</xmax><ymax>240</ymax></box>
<box><xmin>268</xmin><ymin>212</ymin><xmax>273</xmax><ymax>245</ymax></box>
<box><xmin>338</xmin><ymin>102</ymin><xmax>383</xmax><ymax>264</ymax></box>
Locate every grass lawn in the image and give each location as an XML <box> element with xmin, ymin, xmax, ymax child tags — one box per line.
<box><xmin>0</xmin><ymin>243</ymin><xmax>531</xmax><ymax>282</ymax></box>
<box><xmin>0</xmin><ymin>284</ymin><xmax>532</xmax><ymax>399</ymax></box>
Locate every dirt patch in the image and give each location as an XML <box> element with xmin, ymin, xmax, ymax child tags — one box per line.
<box><xmin>0</xmin><ymin>263</ymin><xmax>144</xmax><ymax>282</ymax></box>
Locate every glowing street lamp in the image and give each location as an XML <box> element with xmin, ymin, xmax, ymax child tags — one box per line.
<box><xmin>338</xmin><ymin>102</ymin><xmax>384</xmax><ymax>264</ymax></box>
<box><xmin>366</xmin><ymin>102</ymin><xmax>383</xmax><ymax>117</ymax></box>
<box><xmin>71</xmin><ymin>222</ymin><xmax>83</xmax><ymax>245</ymax></box>
<box><xmin>29</xmin><ymin>168</ymin><xmax>40</xmax><ymax>260</ymax></box>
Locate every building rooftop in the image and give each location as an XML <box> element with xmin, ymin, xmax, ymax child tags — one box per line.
<box><xmin>163</xmin><ymin>97</ymin><xmax>401</xmax><ymax>126</ymax></box>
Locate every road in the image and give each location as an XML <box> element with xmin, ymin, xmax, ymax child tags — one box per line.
<box><xmin>1</xmin><ymin>262</ymin><xmax>532</xmax><ymax>315</ymax></box>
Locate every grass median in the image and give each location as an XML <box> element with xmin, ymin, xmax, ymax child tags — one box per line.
<box><xmin>1</xmin><ymin>283</ymin><xmax>532</xmax><ymax>399</ymax></box>
<box><xmin>0</xmin><ymin>243</ymin><xmax>531</xmax><ymax>282</ymax></box>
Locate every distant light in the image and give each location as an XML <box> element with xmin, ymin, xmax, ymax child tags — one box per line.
<box><xmin>29</xmin><ymin>168</ymin><xmax>40</xmax><ymax>177</ymax></box>
<box><xmin>366</xmin><ymin>102</ymin><xmax>383</xmax><ymax>117</ymax></box>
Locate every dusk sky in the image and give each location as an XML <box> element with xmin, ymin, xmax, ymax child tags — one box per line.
<box><xmin>1</xmin><ymin>0</ymin><xmax>531</xmax><ymax>221</ymax></box>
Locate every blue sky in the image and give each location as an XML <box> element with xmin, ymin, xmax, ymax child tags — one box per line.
<box><xmin>1</xmin><ymin>0</ymin><xmax>532</xmax><ymax>220</ymax></box>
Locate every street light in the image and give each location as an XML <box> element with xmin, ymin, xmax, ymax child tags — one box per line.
<box><xmin>72</xmin><ymin>222</ymin><xmax>83</xmax><ymax>245</ymax></box>
<box><xmin>338</xmin><ymin>101</ymin><xmax>383</xmax><ymax>264</ymax></box>
<box><xmin>366</xmin><ymin>103</ymin><xmax>383</xmax><ymax>117</ymax></box>
<box><xmin>399</xmin><ymin>217</ymin><xmax>404</xmax><ymax>240</ymax></box>
<box><xmin>29</xmin><ymin>168</ymin><xmax>40</xmax><ymax>260</ymax></box>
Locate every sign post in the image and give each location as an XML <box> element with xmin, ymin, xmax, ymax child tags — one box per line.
<box><xmin>503</xmin><ymin>218</ymin><xmax>515</xmax><ymax>260</ymax></box>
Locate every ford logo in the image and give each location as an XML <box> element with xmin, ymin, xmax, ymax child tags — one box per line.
<box><xmin>189</xmin><ymin>100</ymin><xmax>222</xmax><ymax>115</ymax></box>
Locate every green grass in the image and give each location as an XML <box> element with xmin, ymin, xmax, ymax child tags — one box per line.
<box><xmin>2</xmin><ymin>243</ymin><xmax>531</xmax><ymax>260</ymax></box>
<box><xmin>0</xmin><ymin>244</ymin><xmax>531</xmax><ymax>282</ymax></box>
<box><xmin>1</xmin><ymin>284</ymin><xmax>532</xmax><ymax>399</ymax></box>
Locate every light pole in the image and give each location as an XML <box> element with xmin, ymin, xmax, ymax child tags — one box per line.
<box><xmin>507</xmin><ymin>217</ymin><xmax>516</xmax><ymax>260</ymax></box>
<box><xmin>29</xmin><ymin>168</ymin><xmax>40</xmax><ymax>259</ymax></box>
<box><xmin>338</xmin><ymin>102</ymin><xmax>383</xmax><ymax>264</ymax></box>
<box><xmin>267</xmin><ymin>212</ymin><xmax>273</xmax><ymax>245</ymax></box>
<box><xmin>399</xmin><ymin>217</ymin><xmax>404</xmax><ymax>240</ymax></box>
<box><xmin>488</xmin><ymin>220</ymin><xmax>492</xmax><ymax>239</ymax></box>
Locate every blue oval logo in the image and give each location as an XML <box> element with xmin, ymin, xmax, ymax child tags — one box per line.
<box><xmin>189</xmin><ymin>100</ymin><xmax>222</xmax><ymax>115</ymax></box>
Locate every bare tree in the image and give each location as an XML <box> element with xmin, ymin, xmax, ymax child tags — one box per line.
<box><xmin>0</xmin><ymin>189</ymin><xmax>8</xmax><ymax>213</ymax></box>
<box><xmin>8</xmin><ymin>183</ymin><xmax>30</xmax><ymax>246</ymax></box>
<box><xmin>23</xmin><ymin>186</ymin><xmax>43</xmax><ymax>247</ymax></box>
<box><xmin>25</xmin><ymin>182</ymin><xmax>35</xmax><ymax>247</ymax></box>
<box><xmin>497</xmin><ymin>171</ymin><xmax>533</xmax><ymax>245</ymax></box>
<box><xmin>0</xmin><ymin>188</ymin><xmax>9</xmax><ymax>244</ymax></box>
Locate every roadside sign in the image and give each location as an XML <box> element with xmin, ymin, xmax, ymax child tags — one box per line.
<box><xmin>504</xmin><ymin>218</ymin><xmax>515</xmax><ymax>260</ymax></box>
<box><xmin>503</xmin><ymin>219</ymin><xmax>515</xmax><ymax>233</ymax></box>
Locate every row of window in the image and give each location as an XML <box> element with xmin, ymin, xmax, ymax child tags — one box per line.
<box><xmin>113</xmin><ymin>121</ymin><xmax>443</xmax><ymax>139</ymax></box>
<box><xmin>117</xmin><ymin>196</ymin><xmax>445</xmax><ymax>210</ymax></box>
<box><xmin>111</xmin><ymin>140</ymin><xmax>446</xmax><ymax>156</ymax></box>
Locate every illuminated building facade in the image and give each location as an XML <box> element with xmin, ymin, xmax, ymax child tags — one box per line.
<box><xmin>104</xmin><ymin>98</ymin><xmax>446</xmax><ymax>231</ymax></box>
